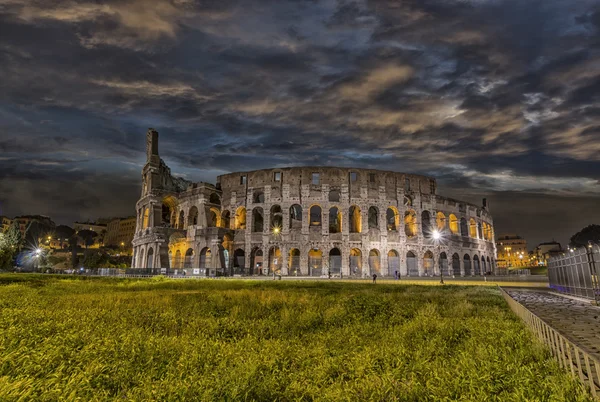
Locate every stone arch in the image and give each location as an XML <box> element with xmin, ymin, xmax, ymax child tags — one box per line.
<box><xmin>188</xmin><ymin>206</ymin><xmax>199</xmax><ymax>226</ymax></box>
<box><xmin>423</xmin><ymin>250</ymin><xmax>434</xmax><ymax>276</ymax></box>
<box><xmin>200</xmin><ymin>247</ymin><xmax>211</xmax><ymax>268</ymax></box>
<box><xmin>328</xmin><ymin>189</ymin><xmax>340</xmax><ymax>202</ymax></box>
<box><xmin>235</xmin><ymin>207</ymin><xmax>247</xmax><ymax>230</ymax></box>
<box><xmin>388</xmin><ymin>250</ymin><xmax>400</xmax><ymax>276</ymax></box>
<box><xmin>473</xmin><ymin>255</ymin><xmax>481</xmax><ymax>275</ymax></box>
<box><xmin>162</xmin><ymin>196</ymin><xmax>177</xmax><ymax>226</ymax></box>
<box><xmin>386</xmin><ymin>207</ymin><xmax>399</xmax><ymax>231</ymax></box>
<box><xmin>184</xmin><ymin>248</ymin><xmax>194</xmax><ymax>268</ymax></box>
<box><xmin>146</xmin><ymin>247</ymin><xmax>154</xmax><ymax>269</ymax></box>
<box><xmin>404</xmin><ymin>210</ymin><xmax>417</xmax><ymax>238</ymax></box>
<box><xmin>270</xmin><ymin>205</ymin><xmax>283</xmax><ymax>230</ymax></box>
<box><xmin>209</xmin><ymin>193</ymin><xmax>221</xmax><ymax>205</ymax></box>
<box><xmin>329</xmin><ymin>247</ymin><xmax>342</xmax><ymax>275</ymax></box>
<box><xmin>439</xmin><ymin>252</ymin><xmax>449</xmax><ymax>276</ymax></box>
<box><xmin>421</xmin><ymin>211</ymin><xmax>432</xmax><ymax>238</ymax></box>
<box><xmin>207</xmin><ymin>207</ymin><xmax>221</xmax><ymax>228</ymax></box>
<box><xmin>368</xmin><ymin>206</ymin><xmax>379</xmax><ymax>229</ymax></box>
<box><xmin>463</xmin><ymin>254</ymin><xmax>472</xmax><ymax>276</ymax></box>
<box><xmin>309</xmin><ymin>205</ymin><xmax>322</xmax><ymax>227</ymax></box>
<box><xmin>349</xmin><ymin>205</ymin><xmax>362</xmax><ymax>233</ymax></box>
<box><xmin>252</xmin><ymin>207</ymin><xmax>264</xmax><ymax>232</ymax></box>
<box><xmin>452</xmin><ymin>253</ymin><xmax>461</xmax><ymax>276</ymax></box>
<box><xmin>469</xmin><ymin>218</ymin><xmax>478</xmax><ymax>238</ymax></box>
<box><xmin>460</xmin><ymin>218</ymin><xmax>468</xmax><ymax>237</ymax></box>
<box><xmin>289</xmin><ymin>204</ymin><xmax>302</xmax><ymax>229</ymax></box>
<box><xmin>233</xmin><ymin>248</ymin><xmax>245</xmax><ymax>271</ymax></box>
<box><xmin>250</xmin><ymin>247</ymin><xmax>263</xmax><ymax>275</ymax></box>
<box><xmin>449</xmin><ymin>214</ymin><xmax>459</xmax><ymax>234</ymax></box>
<box><xmin>253</xmin><ymin>190</ymin><xmax>265</xmax><ymax>204</ymax></box>
<box><xmin>369</xmin><ymin>249</ymin><xmax>381</xmax><ymax>274</ymax></box>
<box><xmin>329</xmin><ymin>206</ymin><xmax>342</xmax><ymax>233</ymax></box>
<box><xmin>268</xmin><ymin>246</ymin><xmax>282</xmax><ymax>273</ymax></box>
<box><xmin>174</xmin><ymin>249</ymin><xmax>182</xmax><ymax>269</ymax></box>
<box><xmin>222</xmin><ymin>210</ymin><xmax>231</xmax><ymax>229</ymax></box>
<box><xmin>308</xmin><ymin>248</ymin><xmax>323</xmax><ymax>276</ymax></box>
<box><xmin>288</xmin><ymin>248</ymin><xmax>301</xmax><ymax>275</ymax></box>
<box><xmin>406</xmin><ymin>251</ymin><xmax>418</xmax><ymax>276</ymax></box>
<box><xmin>349</xmin><ymin>248</ymin><xmax>362</xmax><ymax>276</ymax></box>
<box><xmin>481</xmin><ymin>256</ymin><xmax>487</xmax><ymax>275</ymax></box>
<box><xmin>436</xmin><ymin>212</ymin><xmax>446</xmax><ymax>231</ymax></box>
<box><xmin>178</xmin><ymin>210</ymin><xmax>185</xmax><ymax>230</ymax></box>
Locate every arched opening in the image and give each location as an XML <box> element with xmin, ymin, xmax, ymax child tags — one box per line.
<box><xmin>469</xmin><ymin>218</ymin><xmax>478</xmax><ymax>238</ymax></box>
<box><xmin>439</xmin><ymin>252</ymin><xmax>449</xmax><ymax>276</ymax></box>
<box><xmin>170</xmin><ymin>210</ymin><xmax>176</xmax><ymax>228</ymax></box>
<box><xmin>222</xmin><ymin>210</ymin><xmax>231</xmax><ymax>229</ymax></box>
<box><xmin>184</xmin><ymin>248</ymin><xmax>194</xmax><ymax>268</ymax></box>
<box><xmin>406</xmin><ymin>251</ymin><xmax>417</xmax><ymax>276</ymax></box>
<box><xmin>329</xmin><ymin>248</ymin><xmax>342</xmax><ymax>275</ymax></box>
<box><xmin>250</xmin><ymin>248</ymin><xmax>263</xmax><ymax>275</ymax></box>
<box><xmin>487</xmin><ymin>256</ymin><xmax>492</xmax><ymax>274</ymax></box>
<box><xmin>162</xmin><ymin>196</ymin><xmax>177</xmax><ymax>226</ymax></box>
<box><xmin>252</xmin><ymin>207</ymin><xmax>264</xmax><ymax>232</ymax></box>
<box><xmin>349</xmin><ymin>248</ymin><xmax>362</xmax><ymax>276</ymax></box>
<box><xmin>288</xmin><ymin>248</ymin><xmax>300</xmax><ymax>275</ymax></box>
<box><xmin>188</xmin><ymin>206</ymin><xmax>199</xmax><ymax>226</ymax></box>
<box><xmin>268</xmin><ymin>246</ymin><xmax>282</xmax><ymax>274</ymax></box>
<box><xmin>289</xmin><ymin>204</ymin><xmax>302</xmax><ymax>229</ymax></box>
<box><xmin>478</xmin><ymin>222</ymin><xmax>483</xmax><ymax>239</ymax></box>
<box><xmin>452</xmin><ymin>253</ymin><xmax>460</xmax><ymax>276</ymax></box>
<box><xmin>253</xmin><ymin>191</ymin><xmax>264</xmax><ymax>204</ymax></box>
<box><xmin>421</xmin><ymin>211</ymin><xmax>431</xmax><ymax>237</ymax></box>
<box><xmin>349</xmin><ymin>206</ymin><xmax>362</xmax><ymax>233</ymax></box>
<box><xmin>329</xmin><ymin>207</ymin><xmax>342</xmax><ymax>233</ymax></box>
<box><xmin>449</xmin><ymin>214</ymin><xmax>459</xmax><ymax>234</ymax></box>
<box><xmin>388</xmin><ymin>250</ymin><xmax>400</xmax><ymax>276</ymax></box>
<box><xmin>308</xmin><ymin>248</ymin><xmax>323</xmax><ymax>276</ymax></box>
<box><xmin>200</xmin><ymin>247</ymin><xmax>211</xmax><ymax>269</ymax></box>
<box><xmin>463</xmin><ymin>254</ymin><xmax>472</xmax><ymax>276</ymax></box>
<box><xmin>207</xmin><ymin>207</ymin><xmax>221</xmax><ymax>228</ymax></box>
<box><xmin>423</xmin><ymin>250</ymin><xmax>434</xmax><ymax>276</ymax></box>
<box><xmin>178</xmin><ymin>210</ymin><xmax>185</xmax><ymax>230</ymax></box>
<box><xmin>270</xmin><ymin>205</ymin><xmax>283</xmax><ymax>231</ymax></box>
<box><xmin>460</xmin><ymin>218</ymin><xmax>468</xmax><ymax>237</ymax></box>
<box><xmin>368</xmin><ymin>206</ymin><xmax>379</xmax><ymax>230</ymax></box>
<box><xmin>233</xmin><ymin>248</ymin><xmax>245</xmax><ymax>272</ymax></box>
<box><xmin>142</xmin><ymin>208</ymin><xmax>150</xmax><ymax>229</ymax></box>
<box><xmin>473</xmin><ymin>255</ymin><xmax>481</xmax><ymax>275</ymax></box>
<box><xmin>328</xmin><ymin>189</ymin><xmax>340</xmax><ymax>202</ymax></box>
<box><xmin>235</xmin><ymin>207</ymin><xmax>246</xmax><ymax>230</ymax></box>
<box><xmin>174</xmin><ymin>249</ymin><xmax>182</xmax><ymax>269</ymax></box>
<box><xmin>369</xmin><ymin>249</ymin><xmax>381</xmax><ymax>274</ymax></box>
<box><xmin>386</xmin><ymin>207</ymin><xmax>399</xmax><ymax>231</ymax></box>
<box><xmin>309</xmin><ymin>205</ymin><xmax>322</xmax><ymax>227</ymax></box>
<box><xmin>146</xmin><ymin>247</ymin><xmax>154</xmax><ymax>269</ymax></box>
<box><xmin>436</xmin><ymin>212</ymin><xmax>446</xmax><ymax>231</ymax></box>
<box><xmin>481</xmin><ymin>256</ymin><xmax>487</xmax><ymax>275</ymax></box>
<box><xmin>404</xmin><ymin>210</ymin><xmax>417</xmax><ymax>238</ymax></box>
<box><xmin>209</xmin><ymin>193</ymin><xmax>221</xmax><ymax>205</ymax></box>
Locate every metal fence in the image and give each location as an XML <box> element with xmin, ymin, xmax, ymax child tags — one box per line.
<box><xmin>500</xmin><ymin>287</ymin><xmax>600</xmax><ymax>398</ymax></box>
<box><xmin>548</xmin><ymin>244</ymin><xmax>600</xmax><ymax>301</ymax></box>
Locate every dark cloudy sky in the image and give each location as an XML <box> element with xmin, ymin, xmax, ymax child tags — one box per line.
<box><xmin>1</xmin><ymin>0</ymin><xmax>599</xmax><ymax>249</ymax></box>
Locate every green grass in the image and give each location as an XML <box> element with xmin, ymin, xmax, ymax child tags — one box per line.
<box><xmin>0</xmin><ymin>275</ymin><xmax>591</xmax><ymax>401</ymax></box>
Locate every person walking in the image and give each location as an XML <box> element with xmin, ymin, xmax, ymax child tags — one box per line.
<box><xmin>394</xmin><ymin>270</ymin><xmax>398</xmax><ymax>280</ymax></box>
<box><xmin>372</xmin><ymin>273</ymin><xmax>377</xmax><ymax>284</ymax></box>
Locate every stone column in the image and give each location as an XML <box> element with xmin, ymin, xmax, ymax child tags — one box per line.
<box><xmin>281</xmin><ymin>246</ymin><xmax>288</xmax><ymax>275</ymax></box>
<box><xmin>417</xmin><ymin>251</ymin><xmax>424</xmax><ymax>276</ymax></box>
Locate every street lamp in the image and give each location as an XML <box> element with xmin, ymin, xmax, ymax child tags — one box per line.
<box><xmin>432</xmin><ymin>230</ymin><xmax>444</xmax><ymax>284</ymax></box>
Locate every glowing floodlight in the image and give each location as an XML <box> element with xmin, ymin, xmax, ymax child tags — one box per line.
<box><xmin>432</xmin><ymin>230</ymin><xmax>441</xmax><ymax>240</ymax></box>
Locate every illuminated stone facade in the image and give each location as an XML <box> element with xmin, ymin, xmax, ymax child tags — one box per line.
<box><xmin>132</xmin><ymin>129</ymin><xmax>497</xmax><ymax>277</ymax></box>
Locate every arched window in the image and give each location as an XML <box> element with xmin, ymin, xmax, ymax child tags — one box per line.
<box><xmin>328</xmin><ymin>190</ymin><xmax>340</xmax><ymax>202</ymax></box>
<box><xmin>452</xmin><ymin>253</ymin><xmax>460</xmax><ymax>276</ymax></box>
<box><xmin>329</xmin><ymin>248</ymin><xmax>342</xmax><ymax>275</ymax></box>
<box><xmin>146</xmin><ymin>247</ymin><xmax>154</xmax><ymax>269</ymax></box>
<box><xmin>436</xmin><ymin>212</ymin><xmax>446</xmax><ymax>231</ymax></box>
<box><xmin>463</xmin><ymin>254</ymin><xmax>472</xmax><ymax>275</ymax></box>
<box><xmin>404</xmin><ymin>210</ymin><xmax>417</xmax><ymax>237</ymax></box>
<box><xmin>207</xmin><ymin>207</ymin><xmax>221</xmax><ymax>228</ymax></box>
<box><xmin>368</xmin><ymin>206</ymin><xmax>379</xmax><ymax>229</ymax></box>
<box><xmin>268</xmin><ymin>247</ymin><xmax>282</xmax><ymax>273</ymax></box>
<box><xmin>406</xmin><ymin>251</ymin><xmax>417</xmax><ymax>276</ymax></box>
<box><xmin>252</xmin><ymin>207</ymin><xmax>264</xmax><ymax>232</ymax></box>
<box><xmin>308</xmin><ymin>248</ymin><xmax>323</xmax><ymax>276</ymax></box>
<box><xmin>469</xmin><ymin>218</ymin><xmax>477</xmax><ymax>238</ymax></box>
<box><xmin>200</xmin><ymin>247</ymin><xmax>211</xmax><ymax>268</ymax></box>
<box><xmin>289</xmin><ymin>204</ymin><xmax>302</xmax><ymax>229</ymax></box>
<box><xmin>174</xmin><ymin>250</ymin><xmax>182</xmax><ymax>269</ymax></box>
<box><xmin>421</xmin><ymin>211</ymin><xmax>431</xmax><ymax>237</ymax></box>
<box><xmin>142</xmin><ymin>208</ymin><xmax>150</xmax><ymax>229</ymax></box>
<box><xmin>423</xmin><ymin>250</ymin><xmax>434</xmax><ymax>276</ymax></box>
<box><xmin>188</xmin><ymin>206</ymin><xmax>199</xmax><ymax>226</ymax></box>
<box><xmin>253</xmin><ymin>191</ymin><xmax>265</xmax><ymax>203</ymax></box>
<box><xmin>449</xmin><ymin>214</ymin><xmax>459</xmax><ymax>234</ymax></box>
<box><xmin>288</xmin><ymin>248</ymin><xmax>301</xmax><ymax>275</ymax></box>
<box><xmin>235</xmin><ymin>207</ymin><xmax>246</xmax><ymax>230</ymax></box>
<box><xmin>178</xmin><ymin>210</ymin><xmax>185</xmax><ymax>229</ymax></box>
<box><xmin>270</xmin><ymin>205</ymin><xmax>283</xmax><ymax>231</ymax></box>
<box><xmin>439</xmin><ymin>252</ymin><xmax>449</xmax><ymax>276</ymax></box>
<box><xmin>222</xmin><ymin>210</ymin><xmax>231</xmax><ymax>229</ymax></box>
<box><xmin>460</xmin><ymin>218</ymin><xmax>468</xmax><ymax>237</ymax></box>
<box><xmin>349</xmin><ymin>206</ymin><xmax>362</xmax><ymax>233</ymax></box>
<box><xmin>349</xmin><ymin>248</ymin><xmax>362</xmax><ymax>276</ymax></box>
<box><xmin>369</xmin><ymin>249</ymin><xmax>381</xmax><ymax>274</ymax></box>
<box><xmin>386</xmin><ymin>207</ymin><xmax>398</xmax><ymax>231</ymax></box>
<box><xmin>329</xmin><ymin>207</ymin><xmax>342</xmax><ymax>233</ymax></box>
<box><xmin>310</xmin><ymin>205</ymin><xmax>322</xmax><ymax>227</ymax></box>
<box><xmin>184</xmin><ymin>248</ymin><xmax>194</xmax><ymax>268</ymax></box>
<box><xmin>388</xmin><ymin>250</ymin><xmax>400</xmax><ymax>275</ymax></box>
<box><xmin>209</xmin><ymin>193</ymin><xmax>221</xmax><ymax>205</ymax></box>
<box><xmin>473</xmin><ymin>255</ymin><xmax>481</xmax><ymax>275</ymax></box>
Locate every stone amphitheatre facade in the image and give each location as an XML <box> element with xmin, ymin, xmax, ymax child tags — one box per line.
<box><xmin>132</xmin><ymin>129</ymin><xmax>497</xmax><ymax>277</ymax></box>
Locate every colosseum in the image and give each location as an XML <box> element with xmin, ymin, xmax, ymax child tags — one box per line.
<box><xmin>132</xmin><ymin>129</ymin><xmax>497</xmax><ymax>277</ymax></box>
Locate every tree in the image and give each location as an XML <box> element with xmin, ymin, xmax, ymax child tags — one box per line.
<box><xmin>569</xmin><ymin>224</ymin><xmax>600</xmax><ymax>248</ymax></box>
<box><xmin>77</xmin><ymin>230</ymin><xmax>98</xmax><ymax>249</ymax></box>
<box><xmin>0</xmin><ymin>221</ymin><xmax>24</xmax><ymax>269</ymax></box>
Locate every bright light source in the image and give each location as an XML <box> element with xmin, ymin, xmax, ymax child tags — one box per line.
<box><xmin>35</xmin><ymin>248</ymin><xmax>42</xmax><ymax>255</ymax></box>
<box><xmin>432</xmin><ymin>230</ymin><xmax>441</xmax><ymax>240</ymax></box>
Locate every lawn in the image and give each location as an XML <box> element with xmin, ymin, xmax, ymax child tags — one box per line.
<box><xmin>0</xmin><ymin>275</ymin><xmax>590</xmax><ymax>401</ymax></box>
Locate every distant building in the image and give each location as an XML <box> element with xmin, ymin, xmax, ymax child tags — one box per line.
<box><xmin>73</xmin><ymin>221</ymin><xmax>107</xmax><ymax>248</ymax></box>
<box><xmin>496</xmin><ymin>234</ymin><xmax>528</xmax><ymax>268</ymax></box>
<box><xmin>0</xmin><ymin>216</ymin><xmax>12</xmax><ymax>233</ymax></box>
<box><xmin>13</xmin><ymin>215</ymin><xmax>55</xmax><ymax>237</ymax></box>
<box><xmin>104</xmin><ymin>217</ymin><xmax>136</xmax><ymax>252</ymax></box>
<box><xmin>533</xmin><ymin>241</ymin><xmax>562</xmax><ymax>266</ymax></box>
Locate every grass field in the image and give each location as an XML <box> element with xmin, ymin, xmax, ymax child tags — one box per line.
<box><xmin>0</xmin><ymin>275</ymin><xmax>590</xmax><ymax>401</ymax></box>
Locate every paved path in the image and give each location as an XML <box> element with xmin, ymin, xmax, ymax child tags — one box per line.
<box><xmin>506</xmin><ymin>289</ymin><xmax>600</xmax><ymax>360</ymax></box>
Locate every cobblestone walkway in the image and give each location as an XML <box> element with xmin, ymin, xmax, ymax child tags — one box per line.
<box><xmin>506</xmin><ymin>289</ymin><xmax>600</xmax><ymax>360</ymax></box>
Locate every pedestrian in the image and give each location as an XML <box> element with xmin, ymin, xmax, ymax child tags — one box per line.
<box><xmin>372</xmin><ymin>273</ymin><xmax>377</xmax><ymax>284</ymax></box>
<box><xmin>394</xmin><ymin>270</ymin><xmax>398</xmax><ymax>280</ymax></box>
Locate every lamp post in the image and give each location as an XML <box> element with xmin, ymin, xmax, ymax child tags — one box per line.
<box><xmin>432</xmin><ymin>230</ymin><xmax>443</xmax><ymax>284</ymax></box>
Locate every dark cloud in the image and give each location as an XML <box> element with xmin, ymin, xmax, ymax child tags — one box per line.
<box><xmin>0</xmin><ymin>0</ymin><xmax>599</xmax><ymax>246</ymax></box>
